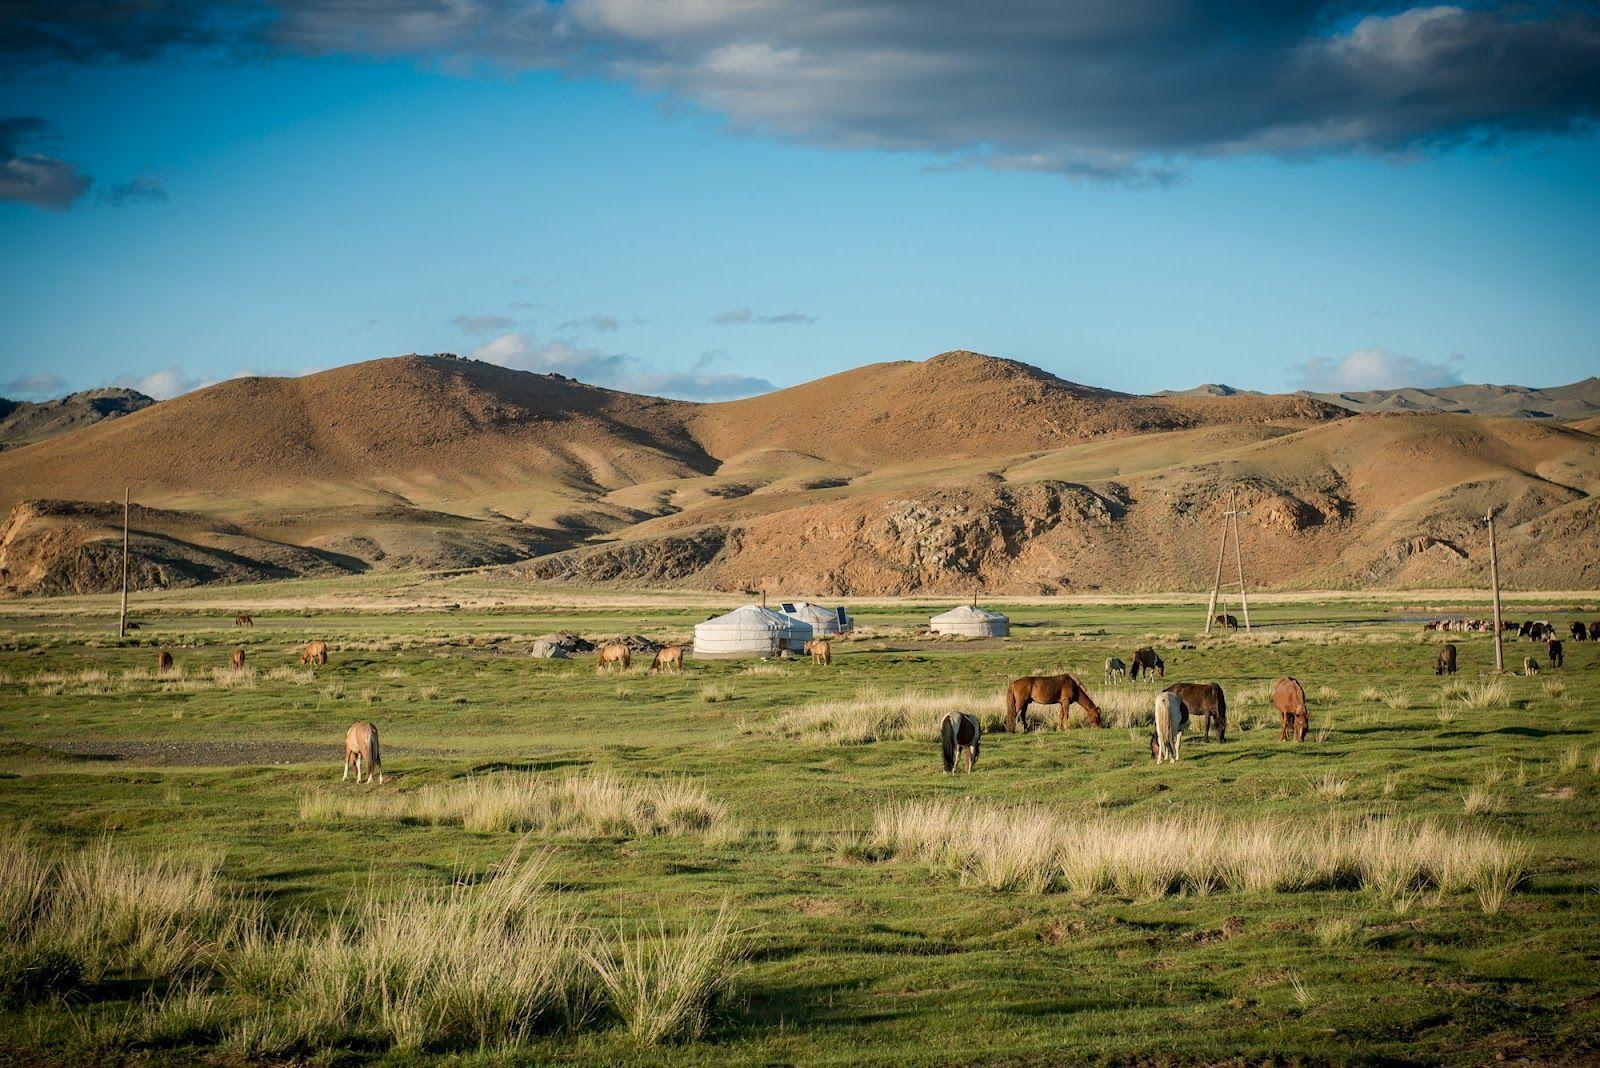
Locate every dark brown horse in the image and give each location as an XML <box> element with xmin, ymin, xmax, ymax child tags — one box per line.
<box><xmin>1163</xmin><ymin>682</ymin><xmax>1227</xmax><ymax>741</ymax></box>
<box><xmin>234</xmin><ymin>614</ymin><xmax>253</xmax><ymax>627</ymax></box>
<box><xmin>1130</xmin><ymin>647</ymin><xmax>1164</xmax><ymax>681</ymax></box>
<box><xmin>1004</xmin><ymin>674</ymin><xmax>1102</xmax><ymax>733</ymax></box>
<box><xmin>231</xmin><ymin>648</ymin><xmax>246</xmax><ymax>671</ymax></box>
<box><xmin>156</xmin><ymin>650</ymin><xmax>174</xmax><ymax>673</ymax></box>
<box><xmin>1271</xmin><ymin>676</ymin><xmax>1308</xmax><ymax>743</ymax></box>
<box><xmin>1212</xmin><ymin>613</ymin><xmax>1238</xmax><ymax>629</ymax></box>
<box><xmin>1435</xmin><ymin>643</ymin><xmax>1457</xmax><ymax>675</ymax></box>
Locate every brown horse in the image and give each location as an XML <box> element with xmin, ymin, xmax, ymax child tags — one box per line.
<box><xmin>649</xmin><ymin>645</ymin><xmax>684</xmax><ymax>674</ymax></box>
<box><xmin>805</xmin><ymin>638</ymin><xmax>832</xmax><ymax>666</ymax></box>
<box><xmin>1130</xmin><ymin>647</ymin><xmax>1164</xmax><ymax>681</ymax></box>
<box><xmin>1271</xmin><ymin>676</ymin><xmax>1308</xmax><ymax>743</ymax></box>
<box><xmin>231</xmin><ymin>648</ymin><xmax>246</xmax><ymax>671</ymax></box>
<box><xmin>234</xmin><ymin>614</ymin><xmax>253</xmax><ymax>627</ymax></box>
<box><xmin>1435</xmin><ymin>643</ymin><xmax>1457</xmax><ymax>675</ymax></box>
<box><xmin>342</xmin><ymin>721</ymin><xmax>382</xmax><ymax>784</ymax></box>
<box><xmin>1004</xmin><ymin>674</ymin><xmax>1103</xmax><ymax>733</ymax></box>
<box><xmin>596</xmin><ymin>642</ymin><xmax>631</xmax><ymax>674</ymax></box>
<box><xmin>300</xmin><ymin>640</ymin><xmax>329</xmax><ymax>666</ymax></box>
<box><xmin>1213</xmin><ymin>613</ymin><xmax>1238</xmax><ymax>629</ymax></box>
<box><xmin>156</xmin><ymin>650</ymin><xmax>174</xmax><ymax>673</ymax></box>
<box><xmin>1163</xmin><ymin>682</ymin><xmax>1227</xmax><ymax>741</ymax></box>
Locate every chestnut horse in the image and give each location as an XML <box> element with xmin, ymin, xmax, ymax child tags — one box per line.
<box><xmin>300</xmin><ymin>640</ymin><xmax>329</xmax><ymax>667</ymax></box>
<box><xmin>156</xmin><ymin>650</ymin><xmax>174</xmax><ymax>673</ymax></box>
<box><xmin>1163</xmin><ymin>682</ymin><xmax>1227</xmax><ymax>741</ymax></box>
<box><xmin>342</xmin><ymin>721</ymin><xmax>383</xmax><ymax>784</ymax></box>
<box><xmin>231</xmin><ymin>648</ymin><xmax>246</xmax><ymax>671</ymax></box>
<box><xmin>1004</xmin><ymin>674</ymin><xmax>1102</xmax><ymax>733</ymax></box>
<box><xmin>805</xmin><ymin>638</ymin><xmax>832</xmax><ymax>666</ymax></box>
<box><xmin>649</xmin><ymin>645</ymin><xmax>684</xmax><ymax>674</ymax></box>
<box><xmin>234</xmin><ymin>614</ymin><xmax>253</xmax><ymax>627</ymax></box>
<box><xmin>1271</xmin><ymin>676</ymin><xmax>1308</xmax><ymax>743</ymax></box>
<box><xmin>596</xmin><ymin>642</ymin><xmax>631</xmax><ymax>674</ymax></box>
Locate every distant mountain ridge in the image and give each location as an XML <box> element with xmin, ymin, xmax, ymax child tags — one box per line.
<box><xmin>0</xmin><ymin>352</ymin><xmax>1596</xmax><ymax>596</ymax></box>
<box><xmin>0</xmin><ymin>388</ymin><xmax>154</xmax><ymax>450</ymax></box>
<box><xmin>1302</xmin><ymin>377</ymin><xmax>1600</xmax><ymax>420</ymax></box>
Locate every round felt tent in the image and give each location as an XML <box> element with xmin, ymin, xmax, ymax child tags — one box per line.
<box><xmin>693</xmin><ymin>604</ymin><xmax>814</xmax><ymax>659</ymax></box>
<box><xmin>929</xmin><ymin>604</ymin><xmax>1010</xmax><ymax>637</ymax></box>
<box><xmin>778</xmin><ymin>600</ymin><xmax>851</xmax><ymax>636</ymax></box>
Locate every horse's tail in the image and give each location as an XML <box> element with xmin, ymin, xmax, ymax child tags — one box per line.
<box><xmin>1003</xmin><ymin>685</ymin><xmax>1019</xmax><ymax>733</ymax></box>
<box><xmin>368</xmin><ymin>727</ymin><xmax>381</xmax><ymax>777</ymax></box>
<box><xmin>940</xmin><ymin>714</ymin><xmax>957</xmax><ymax>773</ymax></box>
<box><xmin>1214</xmin><ymin>686</ymin><xmax>1227</xmax><ymax>740</ymax></box>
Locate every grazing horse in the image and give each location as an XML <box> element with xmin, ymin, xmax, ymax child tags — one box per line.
<box><xmin>1163</xmin><ymin>682</ymin><xmax>1227</xmax><ymax>741</ymax></box>
<box><xmin>648</xmin><ymin>645</ymin><xmax>684</xmax><ymax>674</ymax></box>
<box><xmin>1572</xmin><ymin>622</ymin><xmax>1588</xmax><ymax>643</ymax></box>
<box><xmin>234</xmin><ymin>614</ymin><xmax>253</xmax><ymax>627</ymax></box>
<box><xmin>1004</xmin><ymin>674</ymin><xmax>1103</xmax><ymax>733</ymax></box>
<box><xmin>595</xmin><ymin>642</ymin><xmax>631</xmax><ymax>674</ymax></box>
<box><xmin>300</xmin><ymin>640</ymin><xmax>329</xmax><ymax>667</ymax></box>
<box><xmin>1522</xmin><ymin>656</ymin><xmax>1540</xmax><ymax>676</ymax></box>
<box><xmin>1435</xmin><ymin>643</ymin><xmax>1457</xmax><ymax>676</ymax></box>
<box><xmin>1129</xmin><ymin>647</ymin><xmax>1164</xmax><ymax>681</ymax></box>
<box><xmin>342</xmin><ymin>721</ymin><xmax>383</xmax><ymax>784</ymax></box>
<box><xmin>156</xmin><ymin>650</ymin><xmax>174</xmax><ymax>673</ymax></box>
<box><xmin>940</xmin><ymin>712</ymin><xmax>982</xmax><ymax>773</ymax></box>
<box><xmin>1272</xmin><ymin>676</ymin><xmax>1309</xmax><ymax>743</ymax></box>
<box><xmin>1150</xmin><ymin>691</ymin><xmax>1187</xmax><ymax>763</ymax></box>
<box><xmin>1104</xmin><ymin>657</ymin><xmax>1127</xmax><ymax>682</ymax></box>
<box><xmin>231</xmin><ymin>648</ymin><xmax>246</xmax><ymax>671</ymax></box>
<box><xmin>804</xmin><ymin>638</ymin><xmax>832</xmax><ymax>666</ymax></box>
<box><xmin>1212</xmin><ymin>613</ymin><xmax>1238</xmax><ymax>629</ymax></box>
<box><xmin>1548</xmin><ymin>639</ymin><xmax>1564</xmax><ymax>668</ymax></box>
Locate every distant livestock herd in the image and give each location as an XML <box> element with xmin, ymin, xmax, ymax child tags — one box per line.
<box><xmin>138</xmin><ymin>609</ymin><xmax>1588</xmax><ymax>785</ymax></box>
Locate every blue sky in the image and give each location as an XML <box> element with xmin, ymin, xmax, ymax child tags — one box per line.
<box><xmin>2</xmin><ymin>3</ymin><xmax>1598</xmax><ymax>401</ymax></box>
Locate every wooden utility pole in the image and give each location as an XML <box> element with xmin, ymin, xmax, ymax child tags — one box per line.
<box><xmin>1203</xmin><ymin>486</ymin><xmax>1251</xmax><ymax>634</ymax></box>
<box><xmin>1486</xmin><ymin>510</ymin><xmax>1504</xmax><ymax>674</ymax></box>
<box><xmin>118</xmin><ymin>486</ymin><xmax>130</xmax><ymax>637</ymax></box>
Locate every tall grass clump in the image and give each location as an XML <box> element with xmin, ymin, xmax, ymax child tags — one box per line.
<box><xmin>1457</xmin><ymin>680</ymin><xmax>1510</xmax><ymax>710</ymax></box>
<box><xmin>584</xmin><ymin>904</ymin><xmax>742</xmax><ymax>1045</ymax></box>
<box><xmin>0</xmin><ymin>827</ymin><xmax>242</xmax><ymax>1003</ymax></box>
<box><xmin>225</xmin><ymin>847</ymin><xmax>594</xmax><ymax>1052</ymax></box>
<box><xmin>754</xmin><ymin>687</ymin><xmax>1001</xmax><ymax>744</ymax></box>
<box><xmin>300</xmin><ymin>772</ymin><xmax>726</xmax><ymax>838</ymax></box>
<box><xmin>871</xmin><ymin>799</ymin><xmax>1529</xmax><ymax>911</ymax></box>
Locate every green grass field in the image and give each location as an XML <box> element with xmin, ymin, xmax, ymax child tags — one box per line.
<box><xmin>2</xmin><ymin>583</ymin><xmax>1598</xmax><ymax>1065</ymax></box>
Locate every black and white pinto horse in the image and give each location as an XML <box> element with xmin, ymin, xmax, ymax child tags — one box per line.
<box><xmin>940</xmin><ymin>712</ymin><xmax>982</xmax><ymax>773</ymax></box>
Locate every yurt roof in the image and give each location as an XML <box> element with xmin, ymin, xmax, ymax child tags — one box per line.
<box><xmin>700</xmin><ymin>604</ymin><xmax>806</xmax><ymax>630</ymax></box>
<box><xmin>930</xmin><ymin>604</ymin><xmax>1008</xmax><ymax>623</ymax></box>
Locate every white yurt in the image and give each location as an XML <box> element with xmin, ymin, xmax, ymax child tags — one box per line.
<box><xmin>929</xmin><ymin>603</ymin><xmax>1010</xmax><ymax>637</ymax></box>
<box><xmin>778</xmin><ymin>600</ymin><xmax>851</xmax><ymax>636</ymax></box>
<box><xmin>694</xmin><ymin>604</ymin><xmax>814</xmax><ymax>659</ymax></box>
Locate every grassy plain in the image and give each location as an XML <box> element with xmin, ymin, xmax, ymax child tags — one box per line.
<box><xmin>1</xmin><ymin>580</ymin><xmax>1598</xmax><ymax>1064</ymax></box>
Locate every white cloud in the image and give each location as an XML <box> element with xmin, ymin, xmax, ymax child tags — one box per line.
<box><xmin>452</xmin><ymin>312</ymin><xmax>516</xmax><ymax>334</ymax></box>
<box><xmin>556</xmin><ymin>313</ymin><xmax>621</xmax><ymax>333</ymax></box>
<box><xmin>471</xmin><ymin>331</ymin><xmax>775</xmax><ymax>400</ymax></box>
<box><xmin>710</xmin><ymin>307</ymin><xmax>817</xmax><ymax>326</ymax></box>
<box><xmin>1290</xmin><ymin>347</ymin><xmax>1465</xmax><ymax>393</ymax></box>
<box><xmin>3</xmin><ymin>371</ymin><xmax>67</xmax><ymax>399</ymax></box>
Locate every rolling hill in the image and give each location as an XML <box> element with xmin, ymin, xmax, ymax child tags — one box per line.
<box><xmin>0</xmin><ymin>388</ymin><xmax>153</xmax><ymax>450</ymax></box>
<box><xmin>1</xmin><ymin>351</ymin><xmax>1596</xmax><ymax>596</ymax></box>
<box><xmin>1305</xmin><ymin>377</ymin><xmax>1600</xmax><ymax>420</ymax></box>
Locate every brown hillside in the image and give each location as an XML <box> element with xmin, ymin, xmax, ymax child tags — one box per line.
<box><xmin>1</xmin><ymin>350</ymin><xmax>1595</xmax><ymax>596</ymax></box>
<box><xmin>692</xmin><ymin>350</ymin><xmax>1342</xmax><ymax>465</ymax></box>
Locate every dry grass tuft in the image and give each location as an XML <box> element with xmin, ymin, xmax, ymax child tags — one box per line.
<box><xmin>753</xmin><ymin>687</ymin><xmax>1002</xmax><ymax>743</ymax></box>
<box><xmin>300</xmin><ymin>772</ymin><xmax>727</xmax><ymax>838</ymax></box>
<box><xmin>870</xmin><ymin>799</ymin><xmax>1529</xmax><ymax>910</ymax></box>
<box><xmin>584</xmin><ymin>904</ymin><xmax>741</xmax><ymax>1045</ymax></box>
